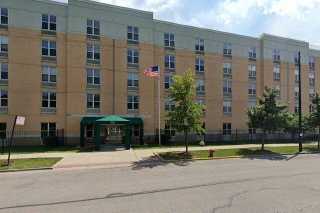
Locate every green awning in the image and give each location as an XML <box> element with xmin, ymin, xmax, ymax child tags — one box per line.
<box><xmin>96</xmin><ymin>115</ymin><xmax>130</xmax><ymax>124</ymax></box>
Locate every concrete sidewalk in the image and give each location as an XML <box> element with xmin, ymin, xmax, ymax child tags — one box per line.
<box><xmin>0</xmin><ymin>143</ymin><xmax>312</xmax><ymax>170</ymax></box>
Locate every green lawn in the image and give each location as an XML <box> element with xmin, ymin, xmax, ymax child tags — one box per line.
<box><xmin>0</xmin><ymin>158</ymin><xmax>62</xmax><ymax>171</ymax></box>
<box><xmin>159</xmin><ymin>145</ymin><xmax>320</xmax><ymax>160</ymax></box>
<box><xmin>0</xmin><ymin>145</ymin><xmax>80</xmax><ymax>155</ymax></box>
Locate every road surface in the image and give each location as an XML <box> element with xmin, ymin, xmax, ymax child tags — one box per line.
<box><xmin>1</xmin><ymin>154</ymin><xmax>320</xmax><ymax>212</ymax></box>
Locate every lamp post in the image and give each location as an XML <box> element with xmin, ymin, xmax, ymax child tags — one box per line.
<box><xmin>298</xmin><ymin>51</ymin><xmax>303</xmax><ymax>152</ymax></box>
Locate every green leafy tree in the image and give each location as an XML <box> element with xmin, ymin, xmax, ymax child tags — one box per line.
<box><xmin>309</xmin><ymin>93</ymin><xmax>320</xmax><ymax>150</ymax></box>
<box><xmin>247</xmin><ymin>87</ymin><xmax>287</xmax><ymax>150</ymax></box>
<box><xmin>167</xmin><ymin>69</ymin><xmax>205</xmax><ymax>154</ymax></box>
<box><xmin>283</xmin><ymin>112</ymin><xmax>311</xmax><ymax>141</ymax></box>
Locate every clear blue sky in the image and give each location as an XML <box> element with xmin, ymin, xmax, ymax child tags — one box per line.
<box><xmin>54</xmin><ymin>0</ymin><xmax>320</xmax><ymax>48</ymax></box>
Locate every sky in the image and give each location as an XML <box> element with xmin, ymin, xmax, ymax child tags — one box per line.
<box><xmin>54</xmin><ymin>0</ymin><xmax>320</xmax><ymax>48</ymax></box>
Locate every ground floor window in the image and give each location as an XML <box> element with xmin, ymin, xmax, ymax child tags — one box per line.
<box><xmin>0</xmin><ymin>122</ymin><xmax>6</xmax><ymax>139</ymax></box>
<box><xmin>41</xmin><ymin>122</ymin><xmax>56</xmax><ymax>138</ymax></box>
<box><xmin>223</xmin><ymin>123</ymin><xmax>232</xmax><ymax>135</ymax></box>
<box><xmin>165</xmin><ymin>121</ymin><xmax>175</xmax><ymax>137</ymax></box>
<box><xmin>42</xmin><ymin>91</ymin><xmax>56</xmax><ymax>108</ymax></box>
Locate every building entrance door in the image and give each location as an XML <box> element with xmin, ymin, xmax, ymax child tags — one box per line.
<box><xmin>105</xmin><ymin>125</ymin><xmax>123</xmax><ymax>144</ymax></box>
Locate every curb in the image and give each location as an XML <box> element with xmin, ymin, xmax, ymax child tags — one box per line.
<box><xmin>0</xmin><ymin>167</ymin><xmax>53</xmax><ymax>173</ymax></box>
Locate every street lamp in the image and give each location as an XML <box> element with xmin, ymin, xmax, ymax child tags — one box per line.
<box><xmin>298</xmin><ymin>51</ymin><xmax>303</xmax><ymax>152</ymax></box>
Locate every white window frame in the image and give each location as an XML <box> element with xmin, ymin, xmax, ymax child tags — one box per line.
<box><xmin>0</xmin><ymin>8</ymin><xmax>8</xmax><ymax>26</ymax></box>
<box><xmin>273</xmin><ymin>49</ymin><xmax>281</xmax><ymax>61</ymax></box>
<box><xmin>87</xmin><ymin>43</ymin><xmax>100</xmax><ymax>61</ymax></box>
<box><xmin>223</xmin><ymin>101</ymin><xmax>232</xmax><ymax>114</ymax></box>
<box><xmin>196</xmin><ymin>79</ymin><xmax>205</xmax><ymax>94</ymax></box>
<box><xmin>127</xmin><ymin>49</ymin><xmax>139</xmax><ymax>65</ymax></box>
<box><xmin>128</xmin><ymin>73</ymin><xmax>139</xmax><ymax>88</ymax></box>
<box><xmin>165</xmin><ymin>98</ymin><xmax>175</xmax><ymax>112</ymax></box>
<box><xmin>87</xmin><ymin>93</ymin><xmax>100</xmax><ymax>109</ymax></box>
<box><xmin>41</xmin><ymin>122</ymin><xmax>56</xmax><ymax>138</ymax></box>
<box><xmin>248</xmin><ymin>47</ymin><xmax>256</xmax><ymax>59</ymax></box>
<box><xmin>248</xmin><ymin>64</ymin><xmax>256</xmax><ymax>79</ymax></box>
<box><xmin>87</xmin><ymin>19</ymin><xmax>100</xmax><ymax>36</ymax></box>
<box><xmin>165</xmin><ymin>55</ymin><xmax>175</xmax><ymax>69</ymax></box>
<box><xmin>42</xmin><ymin>40</ymin><xmax>56</xmax><ymax>57</ymax></box>
<box><xmin>223</xmin><ymin>43</ymin><xmax>232</xmax><ymax>56</ymax></box>
<box><xmin>223</xmin><ymin>79</ymin><xmax>232</xmax><ymax>95</ymax></box>
<box><xmin>273</xmin><ymin>64</ymin><xmax>280</xmax><ymax>81</ymax></box>
<box><xmin>0</xmin><ymin>90</ymin><xmax>8</xmax><ymax>107</ymax></box>
<box><xmin>248</xmin><ymin>83</ymin><xmax>256</xmax><ymax>96</ymax></box>
<box><xmin>87</xmin><ymin>68</ymin><xmax>100</xmax><ymax>85</ymax></box>
<box><xmin>0</xmin><ymin>36</ymin><xmax>8</xmax><ymax>53</ymax></box>
<box><xmin>42</xmin><ymin>14</ymin><xmax>56</xmax><ymax>31</ymax></box>
<box><xmin>0</xmin><ymin>63</ymin><xmax>8</xmax><ymax>80</ymax></box>
<box><xmin>295</xmin><ymin>67</ymin><xmax>300</xmax><ymax>83</ymax></box>
<box><xmin>127</xmin><ymin>26</ymin><xmax>139</xmax><ymax>42</ymax></box>
<box><xmin>223</xmin><ymin>123</ymin><xmax>232</xmax><ymax>135</ymax></box>
<box><xmin>128</xmin><ymin>95</ymin><xmax>139</xmax><ymax>111</ymax></box>
<box><xmin>195</xmin><ymin>38</ymin><xmax>204</xmax><ymax>52</ymax></box>
<box><xmin>42</xmin><ymin>66</ymin><xmax>57</xmax><ymax>83</ymax></box>
<box><xmin>42</xmin><ymin>91</ymin><xmax>56</xmax><ymax>108</ymax></box>
<box><xmin>223</xmin><ymin>63</ymin><xmax>232</xmax><ymax>77</ymax></box>
<box><xmin>195</xmin><ymin>57</ymin><xmax>204</xmax><ymax>72</ymax></box>
<box><xmin>164</xmin><ymin>75</ymin><xmax>173</xmax><ymax>89</ymax></box>
<box><xmin>164</xmin><ymin>33</ymin><xmax>175</xmax><ymax>48</ymax></box>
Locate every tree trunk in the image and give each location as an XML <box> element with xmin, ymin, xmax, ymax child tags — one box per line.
<box><xmin>184</xmin><ymin>129</ymin><xmax>188</xmax><ymax>154</ymax></box>
<box><xmin>261</xmin><ymin>131</ymin><xmax>266</xmax><ymax>151</ymax></box>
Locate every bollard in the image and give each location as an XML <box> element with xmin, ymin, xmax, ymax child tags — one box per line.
<box><xmin>208</xmin><ymin>149</ymin><xmax>215</xmax><ymax>158</ymax></box>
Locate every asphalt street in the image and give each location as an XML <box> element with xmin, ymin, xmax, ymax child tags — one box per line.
<box><xmin>1</xmin><ymin>154</ymin><xmax>320</xmax><ymax>213</ymax></box>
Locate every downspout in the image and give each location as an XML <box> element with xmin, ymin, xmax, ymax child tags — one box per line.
<box><xmin>112</xmin><ymin>39</ymin><xmax>116</xmax><ymax>114</ymax></box>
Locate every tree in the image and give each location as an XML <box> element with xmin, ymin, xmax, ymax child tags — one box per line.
<box><xmin>309</xmin><ymin>93</ymin><xmax>320</xmax><ymax>150</ymax></box>
<box><xmin>167</xmin><ymin>69</ymin><xmax>205</xmax><ymax>154</ymax></box>
<box><xmin>283</xmin><ymin>112</ymin><xmax>311</xmax><ymax>141</ymax></box>
<box><xmin>247</xmin><ymin>87</ymin><xmax>287</xmax><ymax>150</ymax></box>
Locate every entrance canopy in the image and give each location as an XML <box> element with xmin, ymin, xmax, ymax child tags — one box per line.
<box><xmin>80</xmin><ymin>115</ymin><xmax>143</xmax><ymax>150</ymax></box>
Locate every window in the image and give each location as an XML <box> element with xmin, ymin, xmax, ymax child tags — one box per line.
<box><xmin>309</xmin><ymin>88</ymin><xmax>315</xmax><ymax>99</ymax></box>
<box><xmin>248</xmin><ymin>64</ymin><xmax>256</xmax><ymax>80</ymax></box>
<box><xmin>87</xmin><ymin>43</ymin><xmax>100</xmax><ymax>61</ymax></box>
<box><xmin>195</xmin><ymin>57</ymin><xmax>204</xmax><ymax>72</ymax></box>
<box><xmin>223</xmin><ymin>101</ymin><xmax>232</xmax><ymax>115</ymax></box>
<box><xmin>87</xmin><ymin>19</ymin><xmax>100</xmax><ymax>36</ymax></box>
<box><xmin>42</xmin><ymin>91</ymin><xmax>56</xmax><ymax>108</ymax></box>
<box><xmin>165</xmin><ymin>55</ymin><xmax>175</xmax><ymax>69</ymax></box>
<box><xmin>42</xmin><ymin>40</ymin><xmax>56</xmax><ymax>57</ymax></box>
<box><xmin>223</xmin><ymin>43</ymin><xmax>232</xmax><ymax>56</ymax></box>
<box><xmin>87</xmin><ymin>93</ymin><xmax>100</xmax><ymax>109</ymax></box>
<box><xmin>248</xmin><ymin>100</ymin><xmax>256</xmax><ymax>109</ymax></box>
<box><xmin>195</xmin><ymin>38</ymin><xmax>204</xmax><ymax>52</ymax></box>
<box><xmin>0</xmin><ymin>36</ymin><xmax>8</xmax><ymax>53</ymax></box>
<box><xmin>164</xmin><ymin>33</ymin><xmax>175</xmax><ymax>48</ymax></box>
<box><xmin>0</xmin><ymin>90</ymin><xmax>7</xmax><ymax>107</ymax></box>
<box><xmin>128</xmin><ymin>95</ymin><xmax>139</xmax><ymax>111</ymax></box>
<box><xmin>309</xmin><ymin>72</ymin><xmax>315</xmax><ymax>87</ymax></box>
<box><xmin>165</xmin><ymin>120</ymin><xmax>175</xmax><ymax>137</ymax></box>
<box><xmin>165</xmin><ymin>98</ymin><xmax>175</xmax><ymax>111</ymax></box>
<box><xmin>274</xmin><ymin>86</ymin><xmax>280</xmax><ymax>98</ymax></box>
<box><xmin>87</xmin><ymin>68</ymin><xmax>100</xmax><ymax>85</ymax></box>
<box><xmin>196</xmin><ymin>79</ymin><xmax>205</xmax><ymax>95</ymax></box>
<box><xmin>128</xmin><ymin>73</ymin><xmax>139</xmax><ymax>88</ymax></box>
<box><xmin>309</xmin><ymin>56</ymin><xmax>315</xmax><ymax>71</ymax></box>
<box><xmin>42</xmin><ymin>66</ymin><xmax>57</xmax><ymax>83</ymax></box>
<box><xmin>294</xmin><ymin>52</ymin><xmax>299</xmax><ymax>64</ymax></box>
<box><xmin>223</xmin><ymin>123</ymin><xmax>232</xmax><ymax>135</ymax></box>
<box><xmin>127</xmin><ymin>49</ymin><xmax>139</xmax><ymax>64</ymax></box>
<box><xmin>273</xmin><ymin>49</ymin><xmax>281</xmax><ymax>62</ymax></box>
<box><xmin>41</xmin><ymin>123</ymin><xmax>56</xmax><ymax>138</ymax></box>
<box><xmin>42</xmin><ymin>14</ymin><xmax>56</xmax><ymax>31</ymax></box>
<box><xmin>0</xmin><ymin>123</ymin><xmax>6</xmax><ymax>139</ymax></box>
<box><xmin>223</xmin><ymin>79</ymin><xmax>232</xmax><ymax>95</ymax></box>
<box><xmin>223</xmin><ymin>63</ymin><xmax>232</xmax><ymax>77</ymax></box>
<box><xmin>0</xmin><ymin>8</ymin><xmax>8</xmax><ymax>25</ymax></box>
<box><xmin>0</xmin><ymin>63</ymin><xmax>8</xmax><ymax>80</ymax></box>
<box><xmin>164</xmin><ymin>75</ymin><xmax>173</xmax><ymax>89</ymax></box>
<box><xmin>273</xmin><ymin>64</ymin><xmax>280</xmax><ymax>81</ymax></box>
<box><xmin>127</xmin><ymin>26</ymin><xmax>139</xmax><ymax>42</ymax></box>
<box><xmin>248</xmin><ymin>47</ymin><xmax>256</xmax><ymax>59</ymax></box>
<box><xmin>295</xmin><ymin>66</ymin><xmax>300</xmax><ymax>83</ymax></box>
<box><xmin>248</xmin><ymin>83</ymin><xmax>256</xmax><ymax>96</ymax></box>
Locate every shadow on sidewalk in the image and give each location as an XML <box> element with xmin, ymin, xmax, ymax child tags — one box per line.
<box><xmin>131</xmin><ymin>154</ymin><xmax>192</xmax><ymax>170</ymax></box>
<box><xmin>236</xmin><ymin>149</ymin><xmax>289</xmax><ymax>161</ymax></box>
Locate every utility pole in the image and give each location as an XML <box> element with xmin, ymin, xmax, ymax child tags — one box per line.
<box><xmin>298</xmin><ymin>51</ymin><xmax>303</xmax><ymax>152</ymax></box>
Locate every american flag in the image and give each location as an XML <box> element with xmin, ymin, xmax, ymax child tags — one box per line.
<box><xmin>144</xmin><ymin>66</ymin><xmax>160</xmax><ymax>78</ymax></box>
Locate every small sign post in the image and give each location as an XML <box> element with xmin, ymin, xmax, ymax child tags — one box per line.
<box><xmin>6</xmin><ymin>116</ymin><xmax>25</xmax><ymax>166</ymax></box>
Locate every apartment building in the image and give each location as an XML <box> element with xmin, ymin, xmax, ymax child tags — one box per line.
<box><xmin>0</xmin><ymin>0</ymin><xmax>319</xmax><ymax>146</ymax></box>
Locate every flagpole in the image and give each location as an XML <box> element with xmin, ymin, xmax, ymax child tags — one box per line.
<box><xmin>158</xmin><ymin>66</ymin><xmax>161</xmax><ymax>146</ymax></box>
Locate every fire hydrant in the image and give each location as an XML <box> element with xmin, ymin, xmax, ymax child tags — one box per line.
<box><xmin>209</xmin><ymin>149</ymin><xmax>215</xmax><ymax>158</ymax></box>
